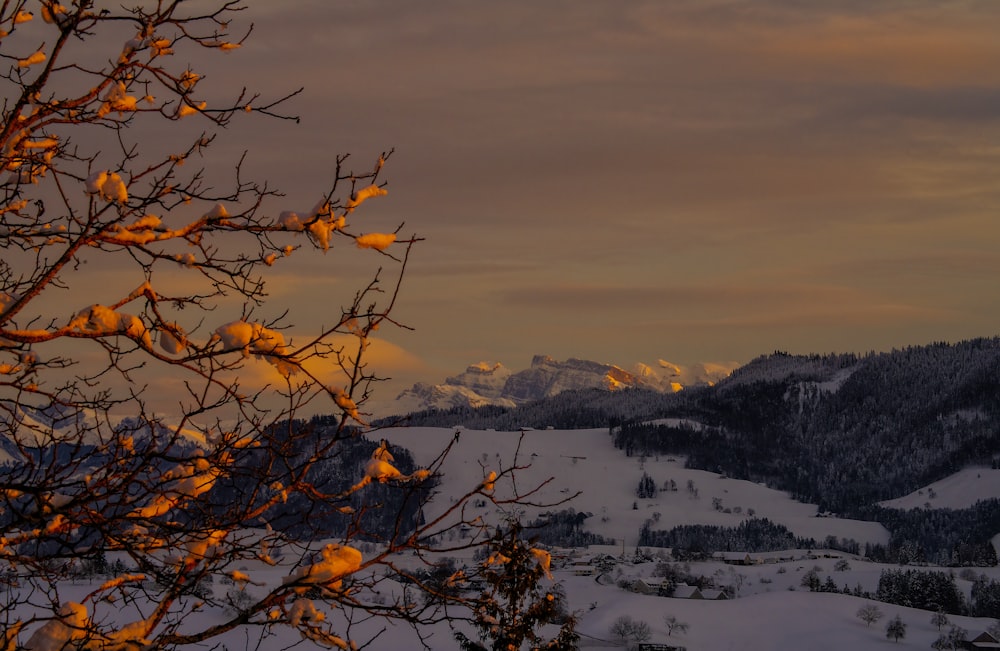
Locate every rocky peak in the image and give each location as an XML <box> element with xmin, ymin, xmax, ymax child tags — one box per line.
<box><xmin>392</xmin><ymin>355</ymin><xmax>737</xmax><ymax>415</ymax></box>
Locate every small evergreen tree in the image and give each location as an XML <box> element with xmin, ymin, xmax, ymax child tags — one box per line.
<box><xmin>885</xmin><ymin>615</ymin><xmax>906</xmax><ymax>643</ymax></box>
<box><xmin>801</xmin><ymin>569</ymin><xmax>821</xmax><ymax>592</ymax></box>
<box><xmin>636</xmin><ymin>472</ymin><xmax>657</xmax><ymax>499</ymax></box>
<box><xmin>455</xmin><ymin>522</ymin><xmax>578</xmax><ymax>651</ymax></box>
<box><xmin>931</xmin><ymin>625</ymin><xmax>967</xmax><ymax>650</ymax></box>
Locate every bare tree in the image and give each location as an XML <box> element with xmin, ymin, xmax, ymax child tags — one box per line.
<box><xmin>610</xmin><ymin>614</ymin><xmax>652</xmax><ymax>650</ymax></box>
<box><xmin>0</xmin><ymin>2</ymin><xmax>542</xmax><ymax>649</ymax></box>
<box><xmin>856</xmin><ymin>603</ymin><xmax>884</xmax><ymax>628</ymax></box>
<box><xmin>664</xmin><ymin>614</ymin><xmax>689</xmax><ymax>636</ymax></box>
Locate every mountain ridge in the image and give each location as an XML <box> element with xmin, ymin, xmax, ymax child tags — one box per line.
<box><xmin>391</xmin><ymin>354</ymin><xmax>735</xmax><ymax>415</ymax></box>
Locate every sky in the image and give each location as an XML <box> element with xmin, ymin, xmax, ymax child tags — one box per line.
<box><xmin>231</xmin><ymin>1</ymin><xmax>1000</xmax><ymax>379</ymax></box>
<box><xmin>56</xmin><ymin>1</ymin><xmax>1000</xmax><ymax>410</ymax></box>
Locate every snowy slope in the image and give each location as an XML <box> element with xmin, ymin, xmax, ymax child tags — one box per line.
<box><xmin>881</xmin><ymin>467</ymin><xmax>1000</xmax><ymax>510</ymax></box>
<box><xmin>380</xmin><ymin>426</ymin><xmax>888</xmax><ymax>547</ymax></box>
<box><xmin>17</xmin><ymin>424</ymin><xmax>1000</xmax><ymax>651</ymax></box>
<box><xmin>24</xmin><ymin>543</ymin><xmax>1000</xmax><ymax>651</ymax></box>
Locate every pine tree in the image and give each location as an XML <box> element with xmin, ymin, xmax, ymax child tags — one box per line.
<box><xmin>636</xmin><ymin>472</ymin><xmax>657</xmax><ymax>499</ymax></box>
<box><xmin>455</xmin><ymin>521</ymin><xmax>578</xmax><ymax>650</ymax></box>
<box><xmin>931</xmin><ymin>625</ymin><xmax>968</xmax><ymax>650</ymax></box>
<box><xmin>885</xmin><ymin>615</ymin><xmax>906</xmax><ymax>643</ymax></box>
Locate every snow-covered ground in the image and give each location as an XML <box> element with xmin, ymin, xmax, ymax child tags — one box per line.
<box><xmin>26</xmin><ymin>547</ymin><xmax>1000</xmax><ymax>650</ymax></box>
<box><xmin>12</xmin><ymin>426</ymin><xmax>1000</xmax><ymax>650</ymax></box>
<box><xmin>881</xmin><ymin>467</ymin><xmax>1000</xmax><ymax>510</ymax></box>
<box><xmin>381</xmin><ymin>426</ymin><xmax>889</xmax><ymax>548</ymax></box>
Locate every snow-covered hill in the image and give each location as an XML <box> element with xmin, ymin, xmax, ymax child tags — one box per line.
<box><xmin>17</xmin><ymin>424</ymin><xmax>1000</xmax><ymax>651</ymax></box>
<box><xmin>380</xmin><ymin>426</ymin><xmax>889</xmax><ymax>548</ymax></box>
<box><xmin>0</xmin><ymin>405</ymin><xmax>208</xmax><ymax>461</ymax></box>
<box><xmin>881</xmin><ymin>467</ymin><xmax>1000</xmax><ymax>510</ymax></box>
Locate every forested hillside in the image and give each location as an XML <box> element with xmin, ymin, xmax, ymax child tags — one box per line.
<box><xmin>401</xmin><ymin>338</ymin><xmax>1000</xmax><ymax>564</ymax></box>
<box><xmin>385</xmin><ymin>385</ymin><xmax>672</xmax><ymax>431</ymax></box>
<box><xmin>615</xmin><ymin>339</ymin><xmax>1000</xmax><ymax>512</ymax></box>
<box><xmin>401</xmin><ymin>339</ymin><xmax>1000</xmax><ymax>513</ymax></box>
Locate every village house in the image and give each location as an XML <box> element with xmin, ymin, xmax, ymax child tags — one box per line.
<box><xmin>632</xmin><ymin>578</ymin><xmax>668</xmax><ymax>595</ymax></box>
<box><xmin>965</xmin><ymin>632</ymin><xmax>1000</xmax><ymax>650</ymax></box>
<box><xmin>671</xmin><ymin>583</ymin><xmax>703</xmax><ymax>599</ymax></box>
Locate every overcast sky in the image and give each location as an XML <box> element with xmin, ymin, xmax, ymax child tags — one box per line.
<box><xmin>181</xmin><ymin>0</ymin><xmax>1000</xmax><ymax>402</ymax></box>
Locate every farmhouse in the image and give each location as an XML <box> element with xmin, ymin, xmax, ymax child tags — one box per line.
<box><xmin>965</xmin><ymin>632</ymin><xmax>1000</xmax><ymax>649</ymax></box>
<box><xmin>713</xmin><ymin>551</ymin><xmax>758</xmax><ymax>566</ymax></box>
<box><xmin>632</xmin><ymin>578</ymin><xmax>669</xmax><ymax>595</ymax></box>
<box><xmin>671</xmin><ymin>583</ymin><xmax>703</xmax><ymax>599</ymax></box>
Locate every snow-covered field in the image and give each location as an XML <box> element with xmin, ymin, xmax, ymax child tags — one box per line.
<box><xmin>881</xmin><ymin>466</ymin><xmax>1000</xmax><ymax>510</ymax></box>
<box><xmin>13</xmin><ymin>426</ymin><xmax>1000</xmax><ymax>650</ymax></box>
<box><xmin>381</xmin><ymin>426</ymin><xmax>889</xmax><ymax>548</ymax></box>
<box><xmin>29</xmin><ymin>547</ymin><xmax>1000</xmax><ymax>650</ymax></box>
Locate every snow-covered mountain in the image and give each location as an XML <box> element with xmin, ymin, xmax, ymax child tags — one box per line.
<box><xmin>0</xmin><ymin>404</ymin><xmax>206</xmax><ymax>458</ymax></box>
<box><xmin>392</xmin><ymin>355</ymin><xmax>735</xmax><ymax>415</ymax></box>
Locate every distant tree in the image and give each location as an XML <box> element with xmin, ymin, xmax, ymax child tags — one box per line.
<box><xmin>885</xmin><ymin>615</ymin><xmax>906</xmax><ymax>643</ymax></box>
<box><xmin>876</xmin><ymin>568</ymin><xmax>965</xmax><ymax>614</ymax></box>
<box><xmin>971</xmin><ymin>575</ymin><xmax>1000</xmax><ymax>617</ymax></box>
<box><xmin>931</xmin><ymin>609</ymin><xmax>950</xmax><ymax>631</ymax></box>
<box><xmin>686</xmin><ymin>479</ymin><xmax>698</xmax><ymax>499</ymax></box>
<box><xmin>931</xmin><ymin>625</ymin><xmax>968</xmax><ymax>650</ymax></box>
<box><xmin>801</xmin><ymin>569</ymin><xmax>821</xmax><ymax>592</ymax></box>
<box><xmin>857</xmin><ymin>603</ymin><xmax>884</xmax><ymax>628</ymax></box>
<box><xmin>610</xmin><ymin>615</ymin><xmax>652</xmax><ymax>650</ymax></box>
<box><xmin>636</xmin><ymin>472</ymin><xmax>657</xmax><ymax>499</ymax></box>
<box><xmin>834</xmin><ymin>559</ymin><xmax>852</xmax><ymax>572</ymax></box>
<box><xmin>665</xmin><ymin>614</ymin><xmax>690</xmax><ymax>636</ymax></box>
<box><xmin>729</xmin><ymin>567</ymin><xmax>747</xmax><ymax>596</ymax></box>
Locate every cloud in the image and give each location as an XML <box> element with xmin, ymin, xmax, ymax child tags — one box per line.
<box><xmin>37</xmin><ymin>0</ymin><xmax>1000</xmax><ymax>404</ymax></box>
<box><xmin>222</xmin><ymin>333</ymin><xmax>428</xmax><ymax>386</ymax></box>
<box><xmin>133</xmin><ymin>333</ymin><xmax>429</xmax><ymax>420</ymax></box>
<box><xmin>826</xmin><ymin>251</ymin><xmax>1000</xmax><ymax>281</ymax></box>
<box><xmin>407</xmin><ymin>258</ymin><xmax>542</xmax><ymax>279</ymax></box>
<box><xmin>487</xmin><ymin>280</ymin><xmax>963</xmax><ymax>343</ymax></box>
<box><xmin>639</xmin><ymin>302</ymin><xmax>954</xmax><ymax>330</ymax></box>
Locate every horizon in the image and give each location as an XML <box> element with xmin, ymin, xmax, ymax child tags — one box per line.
<box><xmin>225</xmin><ymin>1</ymin><xmax>1000</xmax><ymax>413</ymax></box>
<box><xmin>7</xmin><ymin>1</ymin><xmax>1000</xmax><ymax>417</ymax></box>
